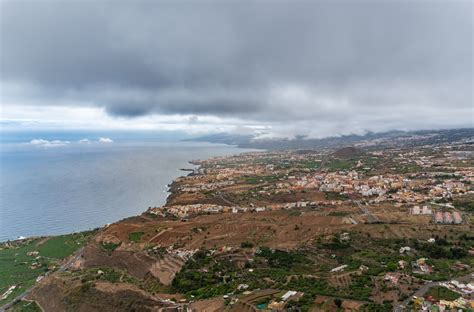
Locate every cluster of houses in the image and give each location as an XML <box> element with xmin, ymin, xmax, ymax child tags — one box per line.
<box><xmin>158</xmin><ymin>146</ymin><xmax>474</xmax><ymax>232</ymax></box>
<box><xmin>149</xmin><ymin>204</ymin><xmax>230</xmax><ymax>218</ymax></box>
<box><xmin>150</xmin><ymin>200</ymin><xmax>321</xmax><ymax>218</ymax></box>
<box><xmin>167</xmin><ymin>247</ymin><xmax>197</xmax><ymax>261</ymax></box>
<box><xmin>176</xmin><ymin>146</ymin><xmax>474</xmax><ymax>217</ymax></box>
<box><xmin>429</xmin><ymin>181</ymin><xmax>468</xmax><ymax>198</ymax></box>
<box><xmin>177</xmin><ymin>180</ymin><xmax>235</xmax><ymax>192</ymax></box>
<box><xmin>439</xmin><ymin>280</ymin><xmax>474</xmax><ymax>297</ymax></box>
<box><xmin>283</xmin><ymin>171</ymin><xmax>411</xmax><ymax>198</ymax></box>
<box><xmin>412</xmin><ymin>279</ymin><xmax>474</xmax><ymax>311</ymax></box>
<box><xmin>413</xmin><ymin>295</ymin><xmax>474</xmax><ymax>311</ymax></box>
<box><xmin>270</xmin><ymin>170</ymin><xmax>467</xmax><ymax>206</ymax></box>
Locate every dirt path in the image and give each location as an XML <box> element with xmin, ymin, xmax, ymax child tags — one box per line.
<box><xmin>35</xmin><ymin>237</ymin><xmax>50</xmax><ymax>247</ymax></box>
<box><xmin>149</xmin><ymin>229</ymin><xmax>169</xmax><ymax>242</ymax></box>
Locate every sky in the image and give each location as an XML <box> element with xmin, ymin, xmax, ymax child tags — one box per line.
<box><xmin>0</xmin><ymin>0</ymin><xmax>472</xmax><ymax>139</ymax></box>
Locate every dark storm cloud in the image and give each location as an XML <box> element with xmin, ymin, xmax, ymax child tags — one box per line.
<box><xmin>1</xmin><ymin>0</ymin><xmax>472</xmax><ymax>135</ymax></box>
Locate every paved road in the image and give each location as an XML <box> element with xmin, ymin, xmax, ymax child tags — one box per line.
<box><xmin>394</xmin><ymin>273</ymin><xmax>473</xmax><ymax>312</ymax></box>
<box><xmin>395</xmin><ymin>281</ymin><xmax>440</xmax><ymax>312</ymax></box>
<box><xmin>0</xmin><ymin>247</ymin><xmax>85</xmax><ymax>312</ymax></box>
<box><xmin>58</xmin><ymin>247</ymin><xmax>84</xmax><ymax>272</ymax></box>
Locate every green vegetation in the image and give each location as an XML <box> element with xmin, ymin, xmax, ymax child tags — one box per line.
<box><xmin>8</xmin><ymin>300</ymin><xmax>42</xmax><ymax>312</ymax></box>
<box><xmin>73</xmin><ymin>267</ymin><xmax>170</xmax><ymax>295</ymax></box>
<box><xmin>328</xmin><ymin>211</ymin><xmax>350</xmax><ymax>217</ymax></box>
<box><xmin>256</xmin><ymin>247</ymin><xmax>309</xmax><ymax>271</ymax></box>
<box><xmin>0</xmin><ymin>231</ymin><xmax>95</xmax><ymax>305</ymax></box>
<box><xmin>302</xmin><ymin>161</ymin><xmax>321</xmax><ymax>169</ymax></box>
<box><xmin>172</xmin><ymin>250</ymin><xmax>236</xmax><ymax>299</ymax></box>
<box><xmin>5</xmin><ymin>222</ymin><xmax>467</xmax><ymax>309</ymax></box>
<box><xmin>100</xmin><ymin>242</ymin><xmax>120</xmax><ymax>252</ymax></box>
<box><xmin>147</xmin><ymin>246</ymin><xmax>168</xmax><ymax>258</ymax></box>
<box><xmin>425</xmin><ymin>286</ymin><xmax>460</xmax><ymax>301</ymax></box>
<box><xmin>172</xmin><ymin>247</ymin><xmax>315</xmax><ymax>300</ymax></box>
<box><xmin>0</xmin><ymin>242</ymin><xmax>42</xmax><ymax>305</ymax></box>
<box><xmin>245</xmin><ymin>175</ymin><xmax>279</xmax><ymax>184</ymax></box>
<box><xmin>343</xmin><ymin>274</ymin><xmax>373</xmax><ymax>301</ymax></box>
<box><xmin>241</xmin><ymin>241</ymin><xmax>254</xmax><ymax>248</ymax></box>
<box><xmin>245</xmin><ymin>177</ymin><xmax>260</xmax><ymax>184</ymax></box>
<box><xmin>321</xmin><ymin>240</ymin><xmax>350</xmax><ymax>250</ymax></box>
<box><xmin>37</xmin><ymin>232</ymin><xmax>91</xmax><ymax>259</ymax></box>
<box><xmin>360</xmin><ymin>302</ymin><xmax>393</xmax><ymax>311</ymax></box>
<box><xmin>128</xmin><ymin>231</ymin><xmax>145</xmax><ymax>243</ymax></box>
<box><xmin>284</xmin><ymin>278</ymin><xmax>337</xmax><ymax>311</ymax></box>
<box><xmin>325</xmin><ymin>192</ymin><xmax>349</xmax><ymax>201</ymax></box>
<box><xmin>81</xmin><ymin>267</ymin><xmax>136</xmax><ymax>284</ymax></box>
<box><xmin>286</xmin><ymin>274</ymin><xmax>374</xmax><ymax>312</ymax></box>
<box><xmin>325</xmin><ymin>159</ymin><xmax>352</xmax><ymax>170</ymax></box>
<box><xmin>392</xmin><ymin>164</ymin><xmax>422</xmax><ymax>174</ymax></box>
<box><xmin>453</xmin><ymin>195</ymin><xmax>474</xmax><ymax>212</ymax></box>
<box><xmin>415</xmin><ymin>241</ymin><xmax>468</xmax><ymax>259</ymax></box>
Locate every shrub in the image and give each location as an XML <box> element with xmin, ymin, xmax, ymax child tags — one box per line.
<box><xmin>128</xmin><ymin>232</ymin><xmax>145</xmax><ymax>243</ymax></box>
<box><xmin>241</xmin><ymin>241</ymin><xmax>254</xmax><ymax>248</ymax></box>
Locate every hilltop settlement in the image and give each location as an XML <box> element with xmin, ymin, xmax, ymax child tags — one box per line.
<box><xmin>1</xmin><ymin>129</ymin><xmax>474</xmax><ymax>312</ymax></box>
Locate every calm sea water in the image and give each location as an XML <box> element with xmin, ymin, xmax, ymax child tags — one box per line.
<box><xmin>0</xmin><ymin>139</ymin><xmax>249</xmax><ymax>241</ymax></box>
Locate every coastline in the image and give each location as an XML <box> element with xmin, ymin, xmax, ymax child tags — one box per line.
<box><xmin>2</xmin><ymin>136</ymin><xmax>473</xmax><ymax>311</ymax></box>
<box><xmin>0</xmin><ymin>159</ymin><xmax>207</xmax><ymax>309</ymax></box>
<box><xmin>2</xmin><ymin>159</ymin><xmax>204</xmax><ymax>244</ymax></box>
<box><xmin>0</xmin><ymin>140</ymin><xmax>252</xmax><ymax>242</ymax></box>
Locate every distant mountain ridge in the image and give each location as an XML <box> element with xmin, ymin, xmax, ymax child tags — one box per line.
<box><xmin>186</xmin><ymin>128</ymin><xmax>474</xmax><ymax>150</ymax></box>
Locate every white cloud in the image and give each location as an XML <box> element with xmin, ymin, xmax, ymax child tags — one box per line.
<box><xmin>0</xmin><ymin>104</ymin><xmax>252</xmax><ymax>134</ymax></box>
<box><xmin>98</xmin><ymin>137</ymin><xmax>113</xmax><ymax>143</ymax></box>
<box><xmin>0</xmin><ymin>1</ymin><xmax>471</xmax><ymax>139</ymax></box>
<box><xmin>78</xmin><ymin>138</ymin><xmax>91</xmax><ymax>144</ymax></box>
<box><xmin>29</xmin><ymin>139</ymin><xmax>70</xmax><ymax>147</ymax></box>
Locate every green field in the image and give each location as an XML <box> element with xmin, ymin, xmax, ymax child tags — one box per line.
<box><xmin>8</xmin><ymin>300</ymin><xmax>42</xmax><ymax>312</ymax></box>
<box><xmin>100</xmin><ymin>242</ymin><xmax>121</xmax><ymax>251</ymax></box>
<box><xmin>128</xmin><ymin>231</ymin><xmax>145</xmax><ymax>243</ymax></box>
<box><xmin>325</xmin><ymin>159</ymin><xmax>352</xmax><ymax>170</ymax></box>
<box><xmin>37</xmin><ymin>232</ymin><xmax>92</xmax><ymax>259</ymax></box>
<box><xmin>302</xmin><ymin>160</ymin><xmax>321</xmax><ymax>169</ymax></box>
<box><xmin>425</xmin><ymin>286</ymin><xmax>461</xmax><ymax>301</ymax></box>
<box><xmin>0</xmin><ymin>231</ymin><xmax>95</xmax><ymax>306</ymax></box>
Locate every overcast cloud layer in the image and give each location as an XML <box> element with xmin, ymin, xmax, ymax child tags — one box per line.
<box><xmin>1</xmin><ymin>1</ymin><xmax>472</xmax><ymax>138</ymax></box>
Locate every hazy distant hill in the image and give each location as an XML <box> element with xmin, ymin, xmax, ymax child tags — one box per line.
<box><xmin>184</xmin><ymin>133</ymin><xmax>255</xmax><ymax>146</ymax></box>
<box><xmin>187</xmin><ymin>128</ymin><xmax>474</xmax><ymax>150</ymax></box>
<box><xmin>332</xmin><ymin>147</ymin><xmax>363</xmax><ymax>158</ymax></box>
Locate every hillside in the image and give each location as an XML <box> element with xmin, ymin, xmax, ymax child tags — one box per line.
<box><xmin>2</xmin><ymin>129</ymin><xmax>473</xmax><ymax>312</ymax></box>
<box><xmin>187</xmin><ymin>128</ymin><xmax>474</xmax><ymax>150</ymax></box>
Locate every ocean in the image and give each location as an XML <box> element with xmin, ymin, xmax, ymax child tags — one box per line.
<box><xmin>0</xmin><ymin>135</ymin><xmax>250</xmax><ymax>241</ymax></box>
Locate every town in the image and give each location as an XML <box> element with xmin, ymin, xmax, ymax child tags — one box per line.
<box><xmin>1</xmin><ymin>132</ymin><xmax>473</xmax><ymax>312</ymax></box>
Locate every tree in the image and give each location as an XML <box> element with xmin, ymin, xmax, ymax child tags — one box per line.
<box><xmin>334</xmin><ymin>298</ymin><xmax>342</xmax><ymax>308</ymax></box>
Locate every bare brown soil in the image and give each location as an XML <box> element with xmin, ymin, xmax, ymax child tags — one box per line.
<box><xmin>26</xmin><ymin>207</ymin><xmax>471</xmax><ymax>311</ymax></box>
<box><xmin>29</xmin><ymin>275</ymin><xmax>166</xmax><ymax>312</ymax></box>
